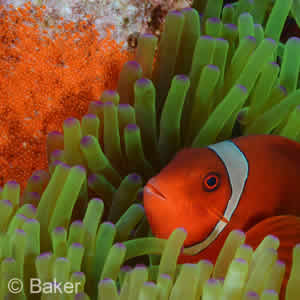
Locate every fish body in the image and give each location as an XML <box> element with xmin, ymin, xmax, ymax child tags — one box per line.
<box><xmin>144</xmin><ymin>135</ymin><xmax>300</xmax><ymax>296</ymax></box>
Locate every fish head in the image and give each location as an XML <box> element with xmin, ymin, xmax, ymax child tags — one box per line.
<box><xmin>144</xmin><ymin>146</ymin><xmax>233</xmax><ymax>250</ymax></box>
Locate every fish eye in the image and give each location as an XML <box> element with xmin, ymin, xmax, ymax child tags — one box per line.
<box><xmin>203</xmin><ymin>173</ymin><xmax>220</xmax><ymax>192</ymax></box>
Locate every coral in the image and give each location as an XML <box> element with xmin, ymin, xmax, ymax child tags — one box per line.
<box><xmin>1</xmin><ymin>0</ymin><xmax>300</xmax><ymax>299</ymax></box>
<box><xmin>0</xmin><ymin>0</ymin><xmax>192</xmax><ymax>45</ymax></box>
<box><xmin>0</xmin><ymin>2</ymin><xmax>133</xmax><ymax>190</ymax></box>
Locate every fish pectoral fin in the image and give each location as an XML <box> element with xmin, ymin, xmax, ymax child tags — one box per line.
<box><xmin>245</xmin><ymin>215</ymin><xmax>300</xmax><ymax>297</ymax></box>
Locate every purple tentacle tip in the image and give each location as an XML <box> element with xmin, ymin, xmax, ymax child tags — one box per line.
<box><xmin>118</xmin><ymin>103</ymin><xmax>131</xmax><ymax>109</ymax></box>
<box><xmin>270</xmin><ymin>61</ymin><xmax>279</xmax><ymax>67</ymax></box>
<box><xmin>135</xmin><ymin>203</ymin><xmax>144</xmax><ymax>210</ymax></box>
<box><xmin>268</xmin><ymin>234</ymin><xmax>279</xmax><ymax>241</ymax></box>
<box><xmin>144</xmin><ymin>281</ymin><xmax>155</xmax><ymax>286</ymax></box>
<box><xmin>234</xmin><ymin>229</ymin><xmax>245</xmax><ymax>235</ymax></box>
<box><xmin>26</xmin><ymin>218</ymin><xmax>38</xmax><ymax>224</ymax></box>
<box><xmin>208</xmin><ymin>17</ymin><xmax>220</xmax><ymax>23</ymax></box>
<box><xmin>74</xmin><ymin>165</ymin><xmax>86</xmax><ymax>173</ymax></box>
<box><xmin>48</xmin><ymin>130</ymin><xmax>61</xmax><ymax>137</ymax></box>
<box><xmin>29</xmin><ymin>192</ymin><xmax>41</xmax><ymax>200</ymax></box>
<box><xmin>72</xmin><ymin>220</ymin><xmax>83</xmax><ymax>226</ymax></box>
<box><xmin>207</xmin><ymin>64</ymin><xmax>219</xmax><ymax>71</ymax></box>
<box><xmin>80</xmin><ymin>135</ymin><xmax>92</xmax><ymax>146</ymax></box>
<box><xmin>207</xmin><ymin>278</ymin><xmax>218</xmax><ymax>284</ymax></box>
<box><xmin>91</xmin><ymin>198</ymin><xmax>103</xmax><ymax>204</ymax></box>
<box><xmin>7</xmin><ymin>180</ymin><xmax>18</xmax><ymax>187</ymax></box>
<box><xmin>126</xmin><ymin>123</ymin><xmax>138</xmax><ymax>131</ymax></box>
<box><xmin>201</xmin><ymin>259</ymin><xmax>213</xmax><ymax>266</ymax></box>
<box><xmin>115</xmin><ymin>243</ymin><xmax>126</xmax><ymax>249</ymax></box>
<box><xmin>4</xmin><ymin>257</ymin><xmax>15</xmax><ymax>262</ymax></box>
<box><xmin>128</xmin><ymin>173</ymin><xmax>141</xmax><ymax>182</ymax></box>
<box><xmin>84</xmin><ymin>113</ymin><xmax>97</xmax><ymax>119</ymax></box>
<box><xmin>103</xmin><ymin>101</ymin><xmax>114</xmax><ymax>107</ymax></box>
<box><xmin>235</xmin><ymin>258</ymin><xmax>246</xmax><ymax>264</ymax></box>
<box><xmin>142</xmin><ymin>33</ymin><xmax>155</xmax><ymax>38</ymax></box>
<box><xmin>237</xmin><ymin>85</ymin><xmax>247</xmax><ymax>93</ymax></box>
<box><xmin>264</xmin><ymin>289</ymin><xmax>277</xmax><ymax>295</ymax></box>
<box><xmin>100</xmin><ymin>278</ymin><xmax>113</xmax><ymax>285</ymax></box>
<box><xmin>202</xmin><ymin>35</ymin><xmax>214</xmax><ymax>40</ymax></box>
<box><xmin>241</xmin><ymin>244</ymin><xmax>252</xmax><ymax>250</ymax></box>
<box><xmin>88</xmin><ymin>173</ymin><xmax>97</xmax><ymax>183</ymax></box>
<box><xmin>226</xmin><ymin>23</ymin><xmax>237</xmax><ymax>30</ymax></box>
<box><xmin>121</xmin><ymin>266</ymin><xmax>132</xmax><ymax>272</ymax></box>
<box><xmin>54</xmin><ymin>227</ymin><xmax>65</xmax><ymax>233</ymax></box>
<box><xmin>93</xmin><ymin>100</ymin><xmax>104</xmax><ymax>108</ymax></box>
<box><xmin>160</xmin><ymin>274</ymin><xmax>171</xmax><ymax>279</ymax></box>
<box><xmin>215</xmin><ymin>38</ymin><xmax>226</xmax><ymax>42</ymax></box>
<box><xmin>178</xmin><ymin>227</ymin><xmax>187</xmax><ymax>234</ymax></box>
<box><xmin>135</xmin><ymin>264</ymin><xmax>146</xmax><ymax>269</ymax></box>
<box><xmin>182</xmin><ymin>7</ymin><xmax>193</xmax><ymax>12</ymax></box>
<box><xmin>279</xmin><ymin>85</ymin><xmax>287</xmax><ymax>95</ymax></box>
<box><xmin>127</xmin><ymin>60</ymin><xmax>140</xmax><ymax>68</ymax></box>
<box><xmin>137</xmin><ymin>78</ymin><xmax>150</xmax><ymax>86</ymax></box>
<box><xmin>38</xmin><ymin>252</ymin><xmax>52</xmax><ymax>259</ymax></box>
<box><xmin>51</xmin><ymin>149</ymin><xmax>63</xmax><ymax>157</ymax></box>
<box><xmin>2</xmin><ymin>199</ymin><xmax>12</xmax><ymax>206</ymax></box>
<box><xmin>288</xmin><ymin>37</ymin><xmax>300</xmax><ymax>42</ymax></box>
<box><xmin>247</xmin><ymin>291</ymin><xmax>258</xmax><ymax>297</ymax></box>
<box><xmin>56</xmin><ymin>257</ymin><xmax>68</xmax><ymax>261</ymax></box>
<box><xmin>60</xmin><ymin>162</ymin><xmax>71</xmax><ymax>169</ymax></box>
<box><xmin>246</xmin><ymin>35</ymin><xmax>256</xmax><ymax>42</ymax></box>
<box><xmin>74</xmin><ymin>292</ymin><xmax>85</xmax><ymax>300</ymax></box>
<box><xmin>265</xmin><ymin>37</ymin><xmax>276</xmax><ymax>44</ymax></box>
<box><xmin>17</xmin><ymin>214</ymin><xmax>28</xmax><ymax>221</ymax></box>
<box><xmin>169</xmin><ymin>10</ymin><xmax>182</xmax><ymax>16</ymax></box>
<box><xmin>30</xmin><ymin>174</ymin><xmax>41</xmax><ymax>182</ymax></box>
<box><xmin>28</xmin><ymin>203</ymin><xmax>36</xmax><ymax>211</ymax></box>
<box><xmin>240</xmin><ymin>12</ymin><xmax>251</xmax><ymax>17</ymax></box>
<box><xmin>176</xmin><ymin>74</ymin><xmax>189</xmax><ymax>81</ymax></box>
<box><xmin>103</xmin><ymin>89</ymin><xmax>117</xmax><ymax>96</ymax></box>
<box><xmin>64</xmin><ymin>117</ymin><xmax>77</xmax><ymax>126</ymax></box>
<box><xmin>103</xmin><ymin>221</ymin><xmax>115</xmax><ymax>227</ymax></box>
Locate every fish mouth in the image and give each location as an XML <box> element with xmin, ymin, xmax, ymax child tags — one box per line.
<box><xmin>144</xmin><ymin>183</ymin><xmax>167</xmax><ymax>201</ymax></box>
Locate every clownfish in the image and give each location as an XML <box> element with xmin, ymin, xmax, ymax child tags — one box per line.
<box><xmin>144</xmin><ymin>134</ymin><xmax>300</xmax><ymax>297</ymax></box>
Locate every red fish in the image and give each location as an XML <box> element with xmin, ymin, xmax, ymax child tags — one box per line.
<box><xmin>144</xmin><ymin>134</ymin><xmax>300</xmax><ymax>297</ymax></box>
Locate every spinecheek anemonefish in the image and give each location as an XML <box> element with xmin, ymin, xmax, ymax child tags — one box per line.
<box><xmin>143</xmin><ymin>134</ymin><xmax>300</xmax><ymax>297</ymax></box>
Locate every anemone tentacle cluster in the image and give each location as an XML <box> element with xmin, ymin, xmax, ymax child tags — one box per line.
<box><xmin>1</xmin><ymin>0</ymin><xmax>300</xmax><ymax>299</ymax></box>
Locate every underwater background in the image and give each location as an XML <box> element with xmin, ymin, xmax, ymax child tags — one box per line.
<box><xmin>1</xmin><ymin>0</ymin><xmax>300</xmax><ymax>299</ymax></box>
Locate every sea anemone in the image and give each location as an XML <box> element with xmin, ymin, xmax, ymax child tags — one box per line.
<box><xmin>1</xmin><ymin>0</ymin><xmax>300</xmax><ymax>299</ymax></box>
